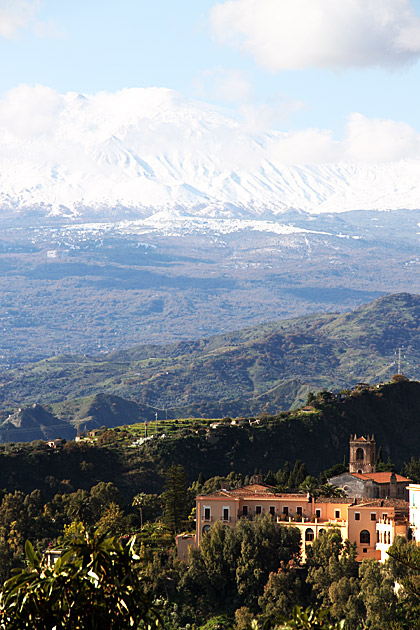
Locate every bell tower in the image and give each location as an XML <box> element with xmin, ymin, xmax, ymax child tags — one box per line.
<box><xmin>349</xmin><ymin>434</ymin><xmax>376</xmax><ymax>474</ymax></box>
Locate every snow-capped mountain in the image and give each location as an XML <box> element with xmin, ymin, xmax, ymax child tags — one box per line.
<box><xmin>1</xmin><ymin>87</ymin><xmax>420</xmax><ymax>219</ymax></box>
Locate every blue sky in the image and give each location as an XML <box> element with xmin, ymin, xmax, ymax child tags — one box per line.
<box><xmin>2</xmin><ymin>0</ymin><xmax>420</xmax><ymax>143</ymax></box>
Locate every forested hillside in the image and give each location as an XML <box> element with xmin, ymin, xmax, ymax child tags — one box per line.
<box><xmin>0</xmin><ymin>293</ymin><xmax>420</xmax><ymax>437</ymax></box>
<box><xmin>1</xmin><ymin>379</ymin><xmax>420</xmax><ymax>497</ymax></box>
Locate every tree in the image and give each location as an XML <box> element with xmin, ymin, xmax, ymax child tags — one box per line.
<box><xmin>358</xmin><ymin>559</ymin><xmax>397</xmax><ymax>630</ymax></box>
<box><xmin>162</xmin><ymin>465</ymin><xmax>190</xmax><ymax>533</ymax></box>
<box><xmin>258</xmin><ymin>567</ymin><xmax>302</xmax><ymax>624</ymax></box>
<box><xmin>90</xmin><ymin>481</ymin><xmax>123</xmax><ymax>521</ymax></box>
<box><xmin>306</xmin><ymin>530</ymin><xmax>361</xmax><ymax>628</ymax></box>
<box><xmin>316</xmin><ymin>484</ymin><xmax>346</xmax><ymax>499</ymax></box>
<box><xmin>0</xmin><ymin>531</ymin><xmax>161</xmax><ymax>629</ymax></box>
<box><xmin>298</xmin><ymin>476</ymin><xmax>318</xmax><ymax>497</ymax></box>
<box><xmin>133</xmin><ymin>493</ymin><xmax>161</xmax><ymax>528</ymax></box>
<box><xmin>181</xmin><ymin>515</ymin><xmax>301</xmax><ymax>622</ymax></box>
<box><xmin>95</xmin><ymin>502</ymin><xmax>126</xmax><ymax>536</ymax></box>
<box><xmin>235</xmin><ymin>517</ymin><xmax>301</xmax><ymax>609</ymax></box>
<box><xmin>133</xmin><ymin>492</ymin><xmax>147</xmax><ymax>528</ymax></box>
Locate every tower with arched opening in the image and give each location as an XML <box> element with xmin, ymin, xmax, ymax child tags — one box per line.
<box><xmin>349</xmin><ymin>434</ymin><xmax>376</xmax><ymax>474</ymax></box>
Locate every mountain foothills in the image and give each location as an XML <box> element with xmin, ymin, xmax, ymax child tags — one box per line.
<box><xmin>0</xmin><ymin>292</ymin><xmax>420</xmax><ymax>441</ymax></box>
<box><xmin>0</xmin><ymin>378</ymin><xmax>420</xmax><ymax>498</ymax></box>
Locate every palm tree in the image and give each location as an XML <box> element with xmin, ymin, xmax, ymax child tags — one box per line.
<box><xmin>317</xmin><ymin>483</ymin><xmax>346</xmax><ymax>498</ymax></box>
<box><xmin>132</xmin><ymin>492</ymin><xmax>147</xmax><ymax>528</ymax></box>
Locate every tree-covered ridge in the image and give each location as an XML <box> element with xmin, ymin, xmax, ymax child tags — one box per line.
<box><xmin>1</xmin><ymin>293</ymin><xmax>420</xmax><ymax>420</ymax></box>
<box><xmin>1</xmin><ymin>379</ymin><xmax>420</xmax><ymax>497</ymax></box>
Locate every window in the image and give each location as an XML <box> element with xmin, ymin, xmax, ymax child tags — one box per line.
<box><xmin>242</xmin><ymin>505</ymin><xmax>248</xmax><ymax>516</ymax></box>
<box><xmin>363</xmin><ymin>548</ymin><xmax>367</xmax><ymax>553</ymax></box>
<box><xmin>377</xmin><ymin>531</ymin><xmax>380</xmax><ymax>543</ymax></box>
<box><xmin>204</xmin><ymin>507</ymin><xmax>211</xmax><ymax>521</ymax></box>
<box><xmin>269</xmin><ymin>506</ymin><xmax>275</xmax><ymax>516</ymax></box>
<box><xmin>335</xmin><ymin>510</ymin><xmax>340</xmax><ymax>519</ymax></box>
<box><xmin>360</xmin><ymin>530</ymin><xmax>370</xmax><ymax>544</ymax></box>
<box><xmin>355</xmin><ymin>512</ymin><xmax>360</xmax><ymax>521</ymax></box>
<box><xmin>356</xmin><ymin>447</ymin><xmax>364</xmax><ymax>460</ymax></box>
<box><xmin>315</xmin><ymin>509</ymin><xmax>321</xmax><ymax>518</ymax></box>
<box><xmin>283</xmin><ymin>506</ymin><xmax>289</xmax><ymax>516</ymax></box>
<box><xmin>370</xmin><ymin>513</ymin><xmax>376</xmax><ymax>521</ymax></box>
<box><xmin>202</xmin><ymin>525</ymin><xmax>210</xmax><ymax>534</ymax></box>
<box><xmin>388</xmin><ymin>532</ymin><xmax>391</xmax><ymax>544</ymax></box>
<box><xmin>222</xmin><ymin>507</ymin><xmax>230</xmax><ymax>522</ymax></box>
<box><xmin>305</xmin><ymin>528</ymin><xmax>314</xmax><ymax>542</ymax></box>
<box><xmin>319</xmin><ymin>529</ymin><xmax>326</xmax><ymax>536</ymax></box>
<box><xmin>255</xmin><ymin>505</ymin><xmax>262</xmax><ymax>515</ymax></box>
<box><xmin>382</xmin><ymin>513</ymin><xmax>388</xmax><ymax>520</ymax></box>
<box><xmin>297</xmin><ymin>506</ymin><xmax>302</xmax><ymax>516</ymax></box>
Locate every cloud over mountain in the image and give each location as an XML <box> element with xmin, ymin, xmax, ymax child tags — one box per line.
<box><xmin>1</xmin><ymin>85</ymin><xmax>420</xmax><ymax>216</ymax></box>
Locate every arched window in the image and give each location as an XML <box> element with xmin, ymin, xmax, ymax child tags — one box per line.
<box><xmin>202</xmin><ymin>525</ymin><xmax>211</xmax><ymax>535</ymax></box>
<box><xmin>360</xmin><ymin>530</ymin><xmax>370</xmax><ymax>544</ymax></box>
<box><xmin>305</xmin><ymin>528</ymin><xmax>314</xmax><ymax>542</ymax></box>
<box><xmin>318</xmin><ymin>529</ymin><xmax>326</xmax><ymax>536</ymax></box>
<box><xmin>356</xmin><ymin>447</ymin><xmax>364</xmax><ymax>460</ymax></box>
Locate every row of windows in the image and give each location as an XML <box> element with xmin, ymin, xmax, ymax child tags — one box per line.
<box><xmin>203</xmin><ymin>506</ymin><xmax>344</xmax><ymax>520</ymax></box>
<box><xmin>203</xmin><ymin>505</ymin><xmax>303</xmax><ymax>520</ymax></box>
<box><xmin>354</xmin><ymin>512</ymin><xmax>387</xmax><ymax>521</ymax></box>
<box><xmin>204</xmin><ymin>507</ymin><xmax>393</xmax><ymax>523</ymax></box>
<box><xmin>377</xmin><ymin>531</ymin><xmax>391</xmax><ymax>544</ymax></box>
<box><xmin>305</xmin><ymin>529</ymin><xmax>370</xmax><ymax>543</ymax></box>
<box><xmin>315</xmin><ymin>509</ymin><xmax>341</xmax><ymax>519</ymax></box>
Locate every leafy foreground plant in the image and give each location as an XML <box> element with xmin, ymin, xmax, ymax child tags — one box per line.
<box><xmin>0</xmin><ymin>530</ymin><xmax>161</xmax><ymax>629</ymax></box>
<box><xmin>275</xmin><ymin>606</ymin><xmax>344</xmax><ymax>630</ymax></box>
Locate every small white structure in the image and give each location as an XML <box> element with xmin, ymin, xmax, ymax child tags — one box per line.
<box><xmin>408</xmin><ymin>484</ymin><xmax>420</xmax><ymax>542</ymax></box>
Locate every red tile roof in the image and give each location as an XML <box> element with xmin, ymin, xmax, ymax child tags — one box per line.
<box><xmin>197</xmin><ymin>484</ymin><xmax>307</xmax><ymax>500</ymax></box>
<box><xmin>351</xmin><ymin>472</ymin><xmax>411</xmax><ymax>484</ymax></box>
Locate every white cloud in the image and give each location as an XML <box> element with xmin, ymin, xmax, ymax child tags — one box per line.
<box><xmin>194</xmin><ymin>67</ymin><xmax>252</xmax><ymax>103</ymax></box>
<box><xmin>0</xmin><ymin>84</ymin><xmax>63</xmax><ymax>138</ymax></box>
<box><xmin>0</xmin><ymin>0</ymin><xmax>61</xmax><ymax>39</ymax></box>
<box><xmin>239</xmin><ymin>96</ymin><xmax>305</xmax><ymax>134</ymax></box>
<box><xmin>0</xmin><ymin>85</ymin><xmax>419</xmax><ymax>169</ymax></box>
<box><xmin>210</xmin><ymin>0</ymin><xmax>420</xmax><ymax>71</ymax></box>
<box><xmin>269</xmin><ymin>128</ymin><xmax>341</xmax><ymax>165</ymax></box>
<box><xmin>344</xmin><ymin>113</ymin><xmax>420</xmax><ymax>162</ymax></box>
<box><xmin>266</xmin><ymin>114</ymin><xmax>420</xmax><ymax>165</ymax></box>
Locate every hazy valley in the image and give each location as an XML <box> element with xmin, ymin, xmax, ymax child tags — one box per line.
<box><xmin>1</xmin><ymin>208</ymin><xmax>420</xmax><ymax>366</ymax></box>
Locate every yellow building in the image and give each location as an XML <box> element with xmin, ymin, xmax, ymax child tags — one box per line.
<box><xmin>177</xmin><ymin>483</ymin><xmax>409</xmax><ymax>563</ymax></box>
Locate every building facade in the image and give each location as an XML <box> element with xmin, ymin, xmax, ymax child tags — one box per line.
<box><xmin>349</xmin><ymin>434</ymin><xmax>376</xmax><ymax>474</ymax></box>
<box><xmin>177</xmin><ymin>483</ymin><xmax>408</xmax><ymax>563</ymax></box>
<box><xmin>329</xmin><ymin>435</ymin><xmax>411</xmax><ymax>499</ymax></box>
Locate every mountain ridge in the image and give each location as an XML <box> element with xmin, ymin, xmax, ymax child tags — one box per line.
<box><xmin>2</xmin><ymin>88</ymin><xmax>420</xmax><ymax>218</ymax></box>
<box><xmin>1</xmin><ymin>293</ymin><xmax>420</xmax><ymax>430</ymax></box>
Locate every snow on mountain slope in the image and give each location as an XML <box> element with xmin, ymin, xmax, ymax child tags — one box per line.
<box><xmin>1</xmin><ymin>87</ymin><xmax>420</xmax><ymax>219</ymax></box>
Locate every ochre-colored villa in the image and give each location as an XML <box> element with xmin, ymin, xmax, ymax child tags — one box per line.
<box><xmin>177</xmin><ymin>435</ymin><xmax>411</xmax><ymax>563</ymax></box>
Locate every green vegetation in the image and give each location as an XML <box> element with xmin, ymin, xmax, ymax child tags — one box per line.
<box><xmin>2</xmin><ymin>294</ymin><xmax>420</xmax><ymax>432</ymax></box>
<box><xmin>0</xmin><ymin>458</ymin><xmax>419</xmax><ymax>627</ymax></box>
<box><xmin>2</xmin><ymin>379</ymin><xmax>420</xmax><ymax>498</ymax></box>
<box><xmin>0</xmin><ymin>529</ymin><xmax>160</xmax><ymax>629</ymax></box>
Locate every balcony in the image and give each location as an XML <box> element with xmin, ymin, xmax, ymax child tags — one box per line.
<box><xmin>203</xmin><ymin>515</ymin><xmax>213</xmax><ymax>522</ymax></box>
<box><xmin>220</xmin><ymin>516</ymin><xmax>231</xmax><ymax>522</ymax></box>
